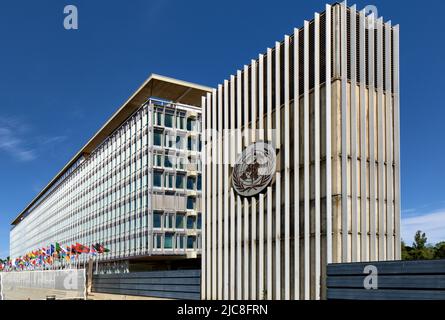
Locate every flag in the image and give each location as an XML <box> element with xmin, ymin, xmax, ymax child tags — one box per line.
<box><xmin>90</xmin><ymin>245</ymin><xmax>97</xmax><ymax>256</ymax></box>
<box><xmin>46</xmin><ymin>245</ymin><xmax>54</xmax><ymax>256</ymax></box>
<box><xmin>60</xmin><ymin>245</ymin><xmax>68</xmax><ymax>254</ymax></box>
<box><xmin>94</xmin><ymin>243</ymin><xmax>106</xmax><ymax>253</ymax></box>
<box><xmin>75</xmin><ymin>243</ymin><xmax>90</xmax><ymax>254</ymax></box>
<box><xmin>97</xmin><ymin>243</ymin><xmax>110</xmax><ymax>253</ymax></box>
<box><xmin>75</xmin><ymin>243</ymin><xmax>83</xmax><ymax>253</ymax></box>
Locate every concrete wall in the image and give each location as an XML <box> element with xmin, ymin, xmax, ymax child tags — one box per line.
<box><xmin>92</xmin><ymin>269</ymin><xmax>200</xmax><ymax>300</ymax></box>
<box><xmin>201</xmin><ymin>3</ymin><xmax>400</xmax><ymax>300</ymax></box>
<box><xmin>327</xmin><ymin>260</ymin><xmax>445</xmax><ymax>300</ymax></box>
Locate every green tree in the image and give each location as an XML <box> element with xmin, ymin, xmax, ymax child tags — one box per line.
<box><xmin>434</xmin><ymin>242</ymin><xmax>445</xmax><ymax>259</ymax></box>
<box><xmin>411</xmin><ymin>231</ymin><xmax>434</xmax><ymax>260</ymax></box>
<box><xmin>413</xmin><ymin>231</ymin><xmax>427</xmax><ymax>250</ymax></box>
<box><xmin>402</xmin><ymin>230</ymin><xmax>441</xmax><ymax>260</ymax></box>
<box><xmin>401</xmin><ymin>240</ymin><xmax>414</xmax><ymax>260</ymax></box>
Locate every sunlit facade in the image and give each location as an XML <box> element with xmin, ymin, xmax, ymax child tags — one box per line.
<box><xmin>202</xmin><ymin>3</ymin><xmax>401</xmax><ymax>300</ymax></box>
<box><xmin>10</xmin><ymin>75</ymin><xmax>211</xmax><ymax>269</ymax></box>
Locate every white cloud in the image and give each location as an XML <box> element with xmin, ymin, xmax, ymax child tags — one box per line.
<box><xmin>401</xmin><ymin>209</ymin><xmax>445</xmax><ymax>245</ymax></box>
<box><xmin>0</xmin><ymin>117</ymin><xmax>67</xmax><ymax>162</ymax></box>
<box><xmin>0</xmin><ymin>124</ymin><xmax>36</xmax><ymax>162</ymax></box>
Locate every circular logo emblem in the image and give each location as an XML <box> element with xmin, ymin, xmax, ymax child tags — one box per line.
<box><xmin>232</xmin><ymin>142</ymin><xmax>276</xmax><ymax>197</ymax></box>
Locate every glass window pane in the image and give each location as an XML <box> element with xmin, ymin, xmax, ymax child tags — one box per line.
<box><xmin>166</xmin><ymin>214</ymin><xmax>173</xmax><ymax>228</ymax></box>
<box><xmin>153</xmin><ymin>171</ymin><xmax>162</xmax><ymax>187</ymax></box>
<box><xmin>154</xmin><ymin>130</ymin><xmax>163</xmax><ymax>146</ymax></box>
<box><xmin>177</xmin><ymin>113</ymin><xmax>185</xmax><ymax>130</ymax></box>
<box><xmin>187</xmin><ymin>197</ymin><xmax>195</xmax><ymax>210</ymax></box>
<box><xmin>197</xmin><ymin>175</ymin><xmax>202</xmax><ymax>191</ymax></box>
<box><xmin>187</xmin><ymin>216</ymin><xmax>195</xmax><ymax>229</ymax></box>
<box><xmin>154</xmin><ymin>109</ymin><xmax>163</xmax><ymax>126</ymax></box>
<box><xmin>165</xmin><ymin>112</ymin><xmax>173</xmax><ymax>128</ymax></box>
<box><xmin>197</xmin><ymin>214</ymin><xmax>202</xmax><ymax>229</ymax></box>
<box><xmin>176</xmin><ymin>174</ymin><xmax>185</xmax><ymax>189</ymax></box>
<box><xmin>177</xmin><ymin>157</ymin><xmax>185</xmax><ymax>170</ymax></box>
<box><xmin>164</xmin><ymin>233</ymin><xmax>173</xmax><ymax>249</ymax></box>
<box><xmin>187</xmin><ymin>236</ymin><xmax>195</xmax><ymax>249</ymax></box>
<box><xmin>164</xmin><ymin>155</ymin><xmax>173</xmax><ymax>168</ymax></box>
<box><xmin>165</xmin><ymin>134</ymin><xmax>175</xmax><ymax>148</ymax></box>
<box><xmin>187</xmin><ymin>177</ymin><xmax>195</xmax><ymax>190</ymax></box>
<box><xmin>176</xmin><ymin>214</ymin><xmax>185</xmax><ymax>229</ymax></box>
<box><xmin>187</xmin><ymin>118</ymin><xmax>195</xmax><ymax>131</ymax></box>
<box><xmin>176</xmin><ymin>135</ymin><xmax>184</xmax><ymax>150</ymax></box>
<box><xmin>154</xmin><ymin>154</ymin><xmax>162</xmax><ymax>166</ymax></box>
<box><xmin>153</xmin><ymin>213</ymin><xmax>162</xmax><ymax>228</ymax></box>
<box><xmin>165</xmin><ymin>174</ymin><xmax>174</xmax><ymax>188</ymax></box>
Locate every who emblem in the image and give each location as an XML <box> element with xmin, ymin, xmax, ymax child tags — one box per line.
<box><xmin>232</xmin><ymin>142</ymin><xmax>276</xmax><ymax>197</ymax></box>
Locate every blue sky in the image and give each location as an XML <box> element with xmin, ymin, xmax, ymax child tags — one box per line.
<box><xmin>0</xmin><ymin>0</ymin><xmax>444</xmax><ymax>258</ymax></box>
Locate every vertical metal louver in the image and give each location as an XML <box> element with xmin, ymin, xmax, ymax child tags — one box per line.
<box><xmin>202</xmin><ymin>2</ymin><xmax>400</xmax><ymax>301</ymax></box>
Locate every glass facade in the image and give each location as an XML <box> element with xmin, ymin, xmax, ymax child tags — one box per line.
<box><xmin>10</xmin><ymin>98</ymin><xmax>202</xmax><ymax>261</ymax></box>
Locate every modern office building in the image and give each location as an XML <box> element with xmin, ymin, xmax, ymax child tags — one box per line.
<box><xmin>202</xmin><ymin>2</ymin><xmax>401</xmax><ymax>300</ymax></box>
<box><xmin>10</xmin><ymin>74</ymin><xmax>212</xmax><ymax>272</ymax></box>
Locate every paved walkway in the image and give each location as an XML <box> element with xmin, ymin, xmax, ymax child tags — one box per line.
<box><xmin>2</xmin><ymin>288</ymin><xmax>84</xmax><ymax>300</ymax></box>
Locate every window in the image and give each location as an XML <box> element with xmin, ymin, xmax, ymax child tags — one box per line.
<box><xmin>165</xmin><ymin>134</ymin><xmax>175</xmax><ymax>148</ymax></box>
<box><xmin>164</xmin><ymin>155</ymin><xmax>174</xmax><ymax>168</ymax></box>
<box><xmin>187</xmin><ymin>236</ymin><xmax>196</xmax><ymax>249</ymax></box>
<box><xmin>176</xmin><ymin>174</ymin><xmax>185</xmax><ymax>189</ymax></box>
<box><xmin>153</xmin><ymin>212</ymin><xmax>162</xmax><ymax>228</ymax></box>
<box><xmin>187</xmin><ymin>216</ymin><xmax>195</xmax><ymax>229</ymax></box>
<box><xmin>187</xmin><ymin>177</ymin><xmax>195</xmax><ymax>190</ymax></box>
<box><xmin>154</xmin><ymin>154</ymin><xmax>163</xmax><ymax>167</ymax></box>
<box><xmin>176</xmin><ymin>135</ymin><xmax>185</xmax><ymax>150</ymax></box>
<box><xmin>153</xmin><ymin>171</ymin><xmax>162</xmax><ymax>188</ymax></box>
<box><xmin>154</xmin><ymin>109</ymin><xmax>163</xmax><ymax>126</ymax></box>
<box><xmin>177</xmin><ymin>114</ymin><xmax>186</xmax><ymax>130</ymax></box>
<box><xmin>177</xmin><ymin>157</ymin><xmax>186</xmax><ymax>170</ymax></box>
<box><xmin>164</xmin><ymin>233</ymin><xmax>174</xmax><ymax>249</ymax></box>
<box><xmin>187</xmin><ymin>118</ymin><xmax>195</xmax><ymax>131</ymax></box>
<box><xmin>187</xmin><ymin>197</ymin><xmax>195</xmax><ymax>210</ymax></box>
<box><xmin>176</xmin><ymin>214</ymin><xmax>185</xmax><ymax>229</ymax></box>
<box><xmin>178</xmin><ymin>235</ymin><xmax>185</xmax><ymax>249</ymax></box>
<box><xmin>197</xmin><ymin>214</ymin><xmax>202</xmax><ymax>229</ymax></box>
<box><xmin>164</xmin><ymin>213</ymin><xmax>173</xmax><ymax>229</ymax></box>
<box><xmin>187</xmin><ymin>137</ymin><xmax>193</xmax><ymax>151</ymax></box>
<box><xmin>197</xmin><ymin>175</ymin><xmax>202</xmax><ymax>191</ymax></box>
<box><xmin>165</xmin><ymin>173</ymin><xmax>174</xmax><ymax>189</ymax></box>
<box><xmin>154</xmin><ymin>234</ymin><xmax>162</xmax><ymax>248</ymax></box>
<box><xmin>165</xmin><ymin>111</ymin><xmax>174</xmax><ymax>128</ymax></box>
<box><xmin>154</xmin><ymin>130</ymin><xmax>163</xmax><ymax>146</ymax></box>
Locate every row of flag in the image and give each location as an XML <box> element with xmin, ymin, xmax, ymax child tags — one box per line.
<box><xmin>0</xmin><ymin>243</ymin><xmax>109</xmax><ymax>272</ymax></box>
